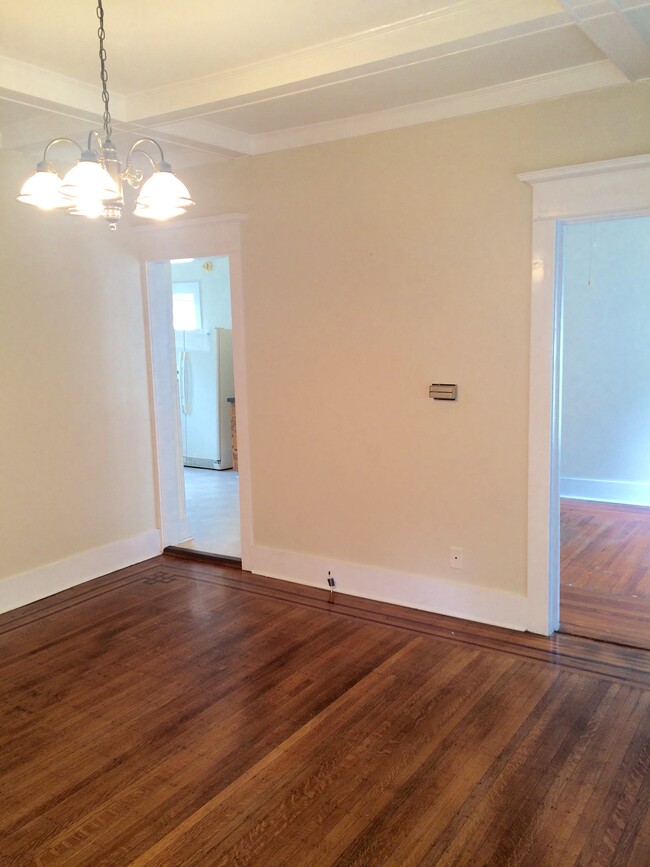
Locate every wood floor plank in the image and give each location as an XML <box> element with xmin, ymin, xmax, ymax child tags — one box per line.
<box><xmin>170</xmin><ymin>556</ymin><xmax>650</xmax><ymax>688</ymax></box>
<box><xmin>625</xmin><ymin>775</ymin><xmax>650</xmax><ymax>867</ymax></box>
<box><xmin>561</xmin><ymin>499</ymin><xmax>650</xmax><ymax>596</ymax></box>
<box><xmin>4</xmin><ymin>616</ymin><xmax>406</xmax><ymax>842</ymax></box>
<box><xmin>561</xmin><ymin>585</ymin><xmax>650</xmax><ymax>650</ymax></box>
<box><xmin>146</xmin><ymin>648</ymin><xmax>513</xmax><ymax>866</ymax></box>
<box><xmin>417</xmin><ymin>673</ymin><xmax>607</xmax><ymax>866</ymax></box>
<box><xmin>561</xmin><ymin>498</ymin><xmax>650</xmax><ymax>648</ymax></box>
<box><xmin>517</xmin><ymin>681</ymin><xmax>628</xmax><ymax>867</ymax></box>
<box><xmin>3</xmin><ymin>554</ymin><xmax>650</xmax><ymax>864</ymax></box>
<box><xmin>317</xmin><ymin>660</ymin><xmax>561</xmax><ymax>867</ymax></box>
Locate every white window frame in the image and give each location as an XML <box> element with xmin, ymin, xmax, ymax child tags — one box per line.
<box><xmin>172</xmin><ymin>281</ymin><xmax>202</xmax><ymax>331</ymax></box>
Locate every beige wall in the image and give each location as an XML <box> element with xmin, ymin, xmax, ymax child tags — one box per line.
<box><xmin>182</xmin><ymin>81</ymin><xmax>650</xmax><ymax>596</ymax></box>
<box><xmin>0</xmin><ymin>150</ymin><xmax>156</xmax><ymax>581</ymax></box>
<box><xmin>1</xmin><ymin>81</ymin><xmax>648</xmax><ymax>605</ymax></box>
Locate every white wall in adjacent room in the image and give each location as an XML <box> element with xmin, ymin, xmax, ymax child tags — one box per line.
<box><xmin>561</xmin><ymin>216</ymin><xmax>650</xmax><ymax>506</ymax></box>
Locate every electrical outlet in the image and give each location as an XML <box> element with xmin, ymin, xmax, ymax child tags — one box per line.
<box><xmin>450</xmin><ymin>547</ymin><xmax>463</xmax><ymax>569</ymax></box>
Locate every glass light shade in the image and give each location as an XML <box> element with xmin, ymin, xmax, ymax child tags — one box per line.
<box><xmin>17</xmin><ymin>138</ymin><xmax>197</xmax><ymax>228</ymax></box>
<box><xmin>17</xmin><ymin>168</ymin><xmax>70</xmax><ymax>210</ymax></box>
<box><xmin>134</xmin><ymin>203</ymin><xmax>187</xmax><ymax>221</ymax></box>
<box><xmin>61</xmin><ymin>153</ymin><xmax>119</xmax><ymax>201</ymax></box>
<box><xmin>136</xmin><ymin>168</ymin><xmax>194</xmax><ymax>212</ymax></box>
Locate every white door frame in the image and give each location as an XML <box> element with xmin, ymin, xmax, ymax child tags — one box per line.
<box><xmin>520</xmin><ymin>155</ymin><xmax>650</xmax><ymax>635</ymax></box>
<box><xmin>137</xmin><ymin>214</ymin><xmax>253</xmax><ymax>567</ymax></box>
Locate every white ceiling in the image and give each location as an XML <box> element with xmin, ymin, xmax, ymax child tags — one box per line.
<box><xmin>0</xmin><ymin>0</ymin><xmax>648</xmax><ymax>169</ymax></box>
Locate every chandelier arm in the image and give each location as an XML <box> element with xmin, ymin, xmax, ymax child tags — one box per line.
<box><xmin>126</xmin><ymin>138</ymin><xmax>166</xmax><ymax>165</ymax></box>
<box><xmin>123</xmin><ymin>139</ymin><xmax>168</xmax><ymax>189</ymax></box>
<box><xmin>43</xmin><ymin>138</ymin><xmax>84</xmax><ymax>162</ymax></box>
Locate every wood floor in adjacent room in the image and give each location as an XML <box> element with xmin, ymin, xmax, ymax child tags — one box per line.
<box><xmin>561</xmin><ymin>498</ymin><xmax>650</xmax><ymax>650</ymax></box>
<box><xmin>3</xmin><ymin>556</ymin><xmax>650</xmax><ymax>865</ymax></box>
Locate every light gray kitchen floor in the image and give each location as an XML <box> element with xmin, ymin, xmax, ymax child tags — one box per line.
<box><xmin>176</xmin><ymin>467</ymin><xmax>241</xmax><ymax>558</ymax></box>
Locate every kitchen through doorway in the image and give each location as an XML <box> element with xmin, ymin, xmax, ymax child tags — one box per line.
<box><xmin>167</xmin><ymin>255</ymin><xmax>241</xmax><ymax>560</ymax></box>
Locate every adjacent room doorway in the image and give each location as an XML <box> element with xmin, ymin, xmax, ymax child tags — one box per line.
<box><xmin>138</xmin><ymin>214</ymin><xmax>252</xmax><ymax>568</ymax></box>
<box><xmin>522</xmin><ymin>154</ymin><xmax>650</xmax><ymax>639</ymax></box>
<box><xmin>169</xmin><ymin>256</ymin><xmax>241</xmax><ymax>559</ymax></box>
<box><xmin>557</xmin><ymin>216</ymin><xmax>650</xmax><ymax>649</ymax></box>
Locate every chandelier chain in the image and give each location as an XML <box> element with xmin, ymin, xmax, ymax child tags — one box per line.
<box><xmin>96</xmin><ymin>0</ymin><xmax>112</xmax><ymax>141</ymax></box>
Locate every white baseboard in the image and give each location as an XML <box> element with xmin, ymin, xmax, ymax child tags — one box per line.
<box><xmin>560</xmin><ymin>476</ymin><xmax>650</xmax><ymax>507</ymax></box>
<box><xmin>0</xmin><ymin>530</ymin><xmax>162</xmax><ymax>615</ymax></box>
<box><xmin>249</xmin><ymin>545</ymin><xmax>527</xmax><ymax>632</ymax></box>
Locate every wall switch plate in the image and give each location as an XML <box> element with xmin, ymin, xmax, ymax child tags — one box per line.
<box><xmin>430</xmin><ymin>384</ymin><xmax>457</xmax><ymax>400</ymax></box>
<box><xmin>450</xmin><ymin>547</ymin><xmax>463</xmax><ymax>569</ymax></box>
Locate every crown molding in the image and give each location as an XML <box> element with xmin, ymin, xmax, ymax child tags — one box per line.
<box><xmin>0</xmin><ymin>0</ymin><xmax>640</xmax><ymax>165</ymax></box>
<box><xmin>252</xmin><ymin>61</ymin><xmax>626</xmax><ymax>154</ymax></box>
<box><xmin>0</xmin><ymin>56</ymin><xmax>127</xmax><ymax>119</ymax></box>
<box><xmin>124</xmin><ymin>2</ymin><xmax>568</xmax><ymax>121</ymax></box>
<box><xmin>518</xmin><ymin>153</ymin><xmax>650</xmax><ymax>184</ymax></box>
<box><xmin>0</xmin><ymin>2</ymin><xmax>568</xmax><ymax>128</ymax></box>
<box><xmin>0</xmin><ymin>1</ymin><xmax>597</xmax><ymax>154</ymax></box>
<box><xmin>0</xmin><ymin>60</ymin><xmax>632</xmax><ymax>164</ymax></box>
<box><xmin>0</xmin><ymin>107</ymin><xmax>99</xmax><ymax>151</ymax></box>
<box><xmin>149</xmin><ymin>118</ymin><xmax>255</xmax><ymax>158</ymax></box>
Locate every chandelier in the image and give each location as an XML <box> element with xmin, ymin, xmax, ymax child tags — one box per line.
<box><xmin>17</xmin><ymin>0</ymin><xmax>194</xmax><ymax>230</ymax></box>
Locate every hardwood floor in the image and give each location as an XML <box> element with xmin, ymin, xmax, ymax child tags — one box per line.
<box><xmin>561</xmin><ymin>498</ymin><xmax>650</xmax><ymax>649</ymax></box>
<box><xmin>3</xmin><ymin>556</ymin><xmax>650</xmax><ymax>865</ymax></box>
<box><xmin>561</xmin><ymin>499</ymin><xmax>650</xmax><ymax>596</ymax></box>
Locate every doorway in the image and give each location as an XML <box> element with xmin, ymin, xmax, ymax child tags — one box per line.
<box><xmin>522</xmin><ymin>154</ymin><xmax>650</xmax><ymax>637</ymax></box>
<box><xmin>138</xmin><ymin>214</ymin><xmax>252</xmax><ymax>568</ymax></box>
<box><xmin>169</xmin><ymin>256</ymin><xmax>241</xmax><ymax>559</ymax></box>
<box><xmin>557</xmin><ymin>216</ymin><xmax>650</xmax><ymax>649</ymax></box>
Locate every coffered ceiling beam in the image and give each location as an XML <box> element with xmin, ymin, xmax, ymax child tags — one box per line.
<box><xmin>559</xmin><ymin>0</ymin><xmax>650</xmax><ymax>79</ymax></box>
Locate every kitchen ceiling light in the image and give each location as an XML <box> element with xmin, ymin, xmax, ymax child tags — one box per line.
<box><xmin>17</xmin><ymin>1</ymin><xmax>194</xmax><ymax>230</ymax></box>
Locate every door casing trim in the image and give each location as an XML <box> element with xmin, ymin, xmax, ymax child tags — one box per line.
<box><xmin>520</xmin><ymin>155</ymin><xmax>650</xmax><ymax>634</ymax></box>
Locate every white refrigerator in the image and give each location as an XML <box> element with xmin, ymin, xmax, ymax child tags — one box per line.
<box><xmin>176</xmin><ymin>327</ymin><xmax>234</xmax><ymax>470</ymax></box>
